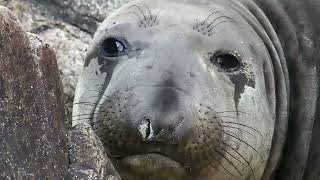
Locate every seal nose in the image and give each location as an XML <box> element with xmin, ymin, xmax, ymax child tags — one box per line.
<box><xmin>139</xmin><ymin>115</ymin><xmax>181</xmax><ymax>143</ymax></box>
<box><xmin>126</xmin><ymin>77</ymin><xmax>191</xmax><ymax>144</ymax></box>
<box><xmin>138</xmin><ymin>116</ymin><xmax>154</xmax><ymax>141</ymax></box>
<box><xmin>136</xmin><ymin>78</ymin><xmax>187</xmax><ymax>143</ymax></box>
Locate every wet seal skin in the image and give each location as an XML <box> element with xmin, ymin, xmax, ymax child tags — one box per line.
<box><xmin>73</xmin><ymin>0</ymin><xmax>320</xmax><ymax>179</ymax></box>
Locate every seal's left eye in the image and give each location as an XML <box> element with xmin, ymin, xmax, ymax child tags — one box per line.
<box><xmin>101</xmin><ymin>37</ymin><xmax>128</xmax><ymax>57</ymax></box>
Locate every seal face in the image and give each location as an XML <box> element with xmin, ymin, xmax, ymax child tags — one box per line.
<box><xmin>73</xmin><ymin>0</ymin><xmax>279</xmax><ymax>179</ymax></box>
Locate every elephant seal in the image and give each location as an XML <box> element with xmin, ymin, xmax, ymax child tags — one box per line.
<box><xmin>73</xmin><ymin>0</ymin><xmax>320</xmax><ymax>179</ymax></box>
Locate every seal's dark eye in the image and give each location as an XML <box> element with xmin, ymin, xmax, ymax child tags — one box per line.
<box><xmin>101</xmin><ymin>37</ymin><xmax>128</xmax><ymax>57</ymax></box>
<box><xmin>211</xmin><ymin>52</ymin><xmax>241</xmax><ymax>72</ymax></box>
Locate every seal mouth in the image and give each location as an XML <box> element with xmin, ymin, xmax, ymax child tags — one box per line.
<box><xmin>113</xmin><ymin>152</ymin><xmax>184</xmax><ymax>168</ymax></box>
<box><xmin>109</xmin><ymin>146</ymin><xmax>185</xmax><ymax>168</ymax></box>
<box><xmin>112</xmin><ymin>153</ymin><xmax>189</xmax><ymax>180</ymax></box>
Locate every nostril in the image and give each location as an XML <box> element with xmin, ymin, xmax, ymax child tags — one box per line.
<box><xmin>144</xmin><ymin>117</ymin><xmax>151</xmax><ymax>138</ymax></box>
<box><xmin>138</xmin><ymin>117</ymin><xmax>153</xmax><ymax>141</ymax></box>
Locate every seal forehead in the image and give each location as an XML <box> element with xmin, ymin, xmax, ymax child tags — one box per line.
<box><xmin>92</xmin><ymin>1</ymin><xmax>251</xmax><ymax>54</ymax></box>
<box><xmin>97</xmin><ymin>0</ymin><xmax>244</xmax><ymax>32</ymax></box>
<box><xmin>88</xmin><ymin>0</ymin><xmax>265</xmax><ymax>111</ymax></box>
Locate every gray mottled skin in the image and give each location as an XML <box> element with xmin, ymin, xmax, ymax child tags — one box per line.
<box><xmin>73</xmin><ymin>0</ymin><xmax>319</xmax><ymax>179</ymax></box>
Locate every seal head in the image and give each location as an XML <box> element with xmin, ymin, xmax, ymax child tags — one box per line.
<box><xmin>73</xmin><ymin>0</ymin><xmax>290</xmax><ymax>179</ymax></box>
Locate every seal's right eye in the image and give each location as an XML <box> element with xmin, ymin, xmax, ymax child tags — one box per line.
<box><xmin>101</xmin><ymin>37</ymin><xmax>128</xmax><ymax>58</ymax></box>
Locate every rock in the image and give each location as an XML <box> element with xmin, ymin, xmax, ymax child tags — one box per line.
<box><xmin>0</xmin><ymin>0</ymin><xmax>132</xmax><ymax>123</ymax></box>
<box><xmin>37</xmin><ymin>0</ymin><xmax>130</xmax><ymax>34</ymax></box>
<box><xmin>38</xmin><ymin>25</ymin><xmax>90</xmax><ymax>109</ymax></box>
<box><xmin>0</xmin><ymin>1</ymin><xmax>133</xmax><ymax>179</ymax></box>
<box><xmin>4</xmin><ymin>0</ymin><xmax>90</xmax><ymax>120</ymax></box>
<box><xmin>0</xmin><ymin>0</ymin><xmax>9</xmax><ymax>6</ymax></box>
<box><xmin>0</xmin><ymin>6</ymin><xmax>69</xmax><ymax>179</ymax></box>
<box><xmin>69</xmin><ymin>124</ymin><xmax>121</xmax><ymax>180</ymax></box>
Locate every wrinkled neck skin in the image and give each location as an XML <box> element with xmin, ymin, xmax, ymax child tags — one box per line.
<box><xmin>250</xmin><ymin>0</ymin><xmax>319</xmax><ymax>179</ymax></box>
<box><xmin>72</xmin><ymin>0</ymin><xmax>292</xmax><ymax>179</ymax></box>
<box><xmin>224</xmin><ymin>1</ymin><xmax>290</xmax><ymax>179</ymax></box>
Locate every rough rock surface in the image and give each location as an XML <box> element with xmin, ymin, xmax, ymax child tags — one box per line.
<box><xmin>0</xmin><ymin>6</ymin><xmax>69</xmax><ymax>179</ymax></box>
<box><xmin>0</xmin><ymin>2</ymin><xmax>130</xmax><ymax>178</ymax></box>
<box><xmin>0</xmin><ymin>0</ymin><xmax>131</xmax><ymax>123</ymax></box>
<box><xmin>69</xmin><ymin>124</ymin><xmax>121</xmax><ymax>180</ymax></box>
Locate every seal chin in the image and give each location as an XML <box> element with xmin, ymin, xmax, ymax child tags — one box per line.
<box><xmin>112</xmin><ymin>153</ymin><xmax>189</xmax><ymax>180</ymax></box>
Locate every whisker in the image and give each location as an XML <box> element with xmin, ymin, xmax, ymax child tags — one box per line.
<box><xmin>194</xmin><ymin>18</ymin><xmax>200</xmax><ymax>29</ymax></box>
<box><xmin>213</xmin><ymin>148</ymin><xmax>242</xmax><ymax>177</ymax></box>
<box><xmin>209</xmin><ymin>152</ymin><xmax>237</xmax><ymax>177</ymax></box>
<box><xmin>216</xmin><ymin>110</ymin><xmax>248</xmax><ymax>115</ymax></box>
<box><xmin>206</xmin><ymin>16</ymin><xmax>233</xmax><ymax>28</ymax></box>
<box><xmin>214</xmin><ymin>146</ymin><xmax>245</xmax><ymax>176</ymax></box>
<box><xmin>72</xmin><ymin>104</ymin><xmax>98</xmax><ymax>108</ymax></box>
<box><xmin>72</xmin><ymin>112</ymin><xmax>101</xmax><ymax>118</ymax></box>
<box><xmin>214</xmin><ymin>115</ymin><xmax>238</xmax><ymax>119</ymax></box>
<box><xmin>210</xmin><ymin>130</ymin><xmax>263</xmax><ymax>166</ymax></box>
<box><xmin>72</xmin><ymin>117</ymin><xmax>92</xmax><ymax>121</ymax></box>
<box><xmin>223</xmin><ymin>122</ymin><xmax>263</xmax><ymax>137</ymax></box>
<box><xmin>154</xmin><ymin>9</ymin><xmax>162</xmax><ymax>22</ymax></box>
<box><xmin>142</xmin><ymin>3</ymin><xmax>152</xmax><ymax>20</ymax></box>
<box><xmin>72</xmin><ymin>117</ymin><xmax>93</xmax><ymax>122</ymax></box>
<box><xmin>208</xmin><ymin>120</ymin><xmax>262</xmax><ymax>138</ymax></box>
<box><xmin>223</xmin><ymin>132</ymin><xmax>263</xmax><ymax>160</ymax></box>
<box><xmin>86</xmin><ymin>89</ymin><xmax>103</xmax><ymax>93</ymax></box>
<box><xmin>73</xmin><ymin>102</ymin><xmax>105</xmax><ymax>108</ymax></box>
<box><xmin>73</xmin><ymin>102</ymin><xmax>96</xmax><ymax>105</ymax></box>
<box><xmin>201</xmin><ymin>11</ymin><xmax>221</xmax><ymax>25</ymax></box>
<box><xmin>215</xmin><ymin>144</ymin><xmax>246</xmax><ymax>173</ymax></box>
<box><xmin>125</xmin><ymin>11</ymin><xmax>144</xmax><ymax>24</ymax></box>
<box><xmin>220</xmin><ymin>141</ymin><xmax>256</xmax><ymax>180</ymax></box>
<box><xmin>221</xmin><ymin>125</ymin><xmax>257</xmax><ymax>138</ymax></box>
<box><xmin>217</xmin><ymin>129</ymin><xmax>238</xmax><ymax>137</ymax></box>
<box><xmin>73</xmin><ymin>96</ymin><xmax>100</xmax><ymax>100</ymax></box>
<box><xmin>129</xmin><ymin>4</ymin><xmax>147</xmax><ymax>21</ymax></box>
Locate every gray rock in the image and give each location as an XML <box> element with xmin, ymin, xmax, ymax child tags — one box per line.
<box><xmin>0</xmin><ymin>6</ymin><xmax>69</xmax><ymax>179</ymax></box>
<box><xmin>0</xmin><ymin>1</ymin><xmax>132</xmax><ymax>179</ymax></box>
<box><xmin>0</xmin><ymin>0</ymin><xmax>9</xmax><ymax>6</ymax></box>
<box><xmin>69</xmin><ymin>124</ymin><xmax>121</xmax><ymax>180</ymax></box>
<box><xmin>2</xmin><ymin>0</ymin><xmax>131</xmax><ymax>120</ymax></box>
